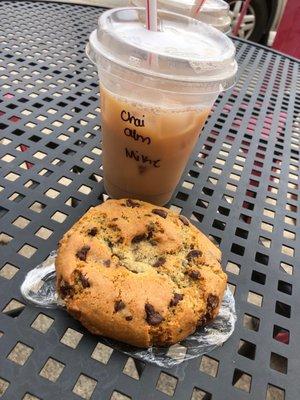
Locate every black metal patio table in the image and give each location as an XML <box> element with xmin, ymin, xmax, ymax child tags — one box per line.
<box><xmin>0</xmin><ymin>1</ymin><xmax>299</xmax><ymax>399</ymax></box>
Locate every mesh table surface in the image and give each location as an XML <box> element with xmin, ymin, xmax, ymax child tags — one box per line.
<box><xmin>0</xmin><ymin>1</ymin><xmax>300</xmax><ymax>399</ymax></box>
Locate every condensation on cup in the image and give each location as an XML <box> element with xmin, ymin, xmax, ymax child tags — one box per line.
<box><xmin>87</xmin><ymin>7</ymin><xmax>237</xmax><ymax>205</ymax></box>
<box><xmin>132</xmin><ymin>0</ymin><xmax>232</xmax><ymax>34</ymax></box>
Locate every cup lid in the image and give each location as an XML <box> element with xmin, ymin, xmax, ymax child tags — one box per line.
<box><xmin>132</xmin><ymin>0</ymin><xmax>229</xmax><ymax>17</ymax></box>
<box><xmin>197</xmin><ymin>0</ymin><xmax>229</xmax><ymax>13</ymax></box>
<box><xmin>87</xmin><ymin>7</ymin><xmax>237</xmax><ymax>89</ymax></box>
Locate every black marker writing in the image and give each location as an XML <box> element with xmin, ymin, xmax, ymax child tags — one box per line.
<box><xmin>124</xmin><ymin>127</ymin><xmax>151</xmax><ymax>145</ymax></box>
<box><xmin>121</xmin><ymin>110</ymin><xmax>145</xmax><ymax>127</ymax></box>
<box><xmin>125</xmin><ymin>148</ymin><xmax>160</xmax><ymax>168</ymax></box>
<box><xmin>125</xmin><ymin>148</ymin><xmax>140</xmax><ymax>162</ymax></box>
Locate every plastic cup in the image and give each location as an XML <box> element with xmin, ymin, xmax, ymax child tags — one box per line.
<box><xmin>87</xmin><ymin>7</ymin><xmax>237</xmax><ymax>205</ymax></box>
<box><xmin>131</xmin><ymin>0</ymin><xmax>232</xmax><ymax>33</ymax></box>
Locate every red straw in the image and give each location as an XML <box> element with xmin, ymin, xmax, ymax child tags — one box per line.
<box><xmin>193</xmin><ymin>0</ymin><xmax>206</xmax><ymax>17</ymax></box>
<box><xmin>145</xmin><ymin>0</ymin><xmax>158</xmax><ymax>67</ymax></box>
<box><xmin>146</xmin><ymin>0</ymin><xmax>157</xmax><ymax>31</ymax></box>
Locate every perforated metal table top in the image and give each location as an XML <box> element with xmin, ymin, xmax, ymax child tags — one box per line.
<box><xmin>0</xmin><ymin>1</ymin><xmax>300</xmax><ymax>400</ymax></box>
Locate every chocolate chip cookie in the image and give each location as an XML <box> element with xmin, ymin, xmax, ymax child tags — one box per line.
<box><xmin>55</xmin><ymin>199</ymin><xmax>227</xmax><ymax>347</ymax></box>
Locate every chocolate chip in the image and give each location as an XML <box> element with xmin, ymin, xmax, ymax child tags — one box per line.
<box><xmin>145</xmin><ymin>303</ymin><xmax>164</xmax><ymax>326</ymax></box>
<box><xmin>114</xmin><ymin>300</ymin><xmax>126</xmax><ymax>312</ymax></box>
<box><xmin>76</xmin><ymin>245</ymin><xmax>90</xmax><ymax>261</ymax></box>
<box><xmin>59</xmin><ymin>280</ymin><xmax>73</xmax><ymax>299</ymax></box>
<box><xmin>187</xmin><ymin>249</ymin><xmax>202</xmax><ymax>261</ymax></box>
<box><xmin>132</xmin><ymin>233</ymin><xmax>147</xmax><ymax>244</ymax></box>
<box><xmin>153</xmin><ymin>257</ymin><xmax>166</xmax><ymax>268</ymax></box>
<box><xmin>147</xmin><ymin>230</ymin><xmax>153</xmax><ymax>239</ymax></box>
<box><xmin>197</xmin><ymin>313</ymin><xmax>210</xmax><ymax>327</ymax></box>
<box><xmin>179</xmin><ymin>215</ymin><xmax>189</xmax><ymax>226</ymax></box>
<box><xmin>197</xmin><ymin>295</ymin><xmax>219</xmax><ymax>327</ymax></box>
<box><xmin>147</xmin><ymin>224</ymin><xmax>155</xmax><ymax>239</ymax></box>
<box><xmin>88</xmin><ymin>227</ymin><xmax>98</xmax><ymax>237</ymax></box>
<box><xmin>185</xmin><ymin>269</ymin><xmax>201</xmax><ymax>279</ymax></box>
<box><xmin>108</xmin><ymin>223</ymin><xmax>119</xmax><ymax>232</ymax></box>
<box><xmin>152</xmin><ymin>209</ymin><xmax>167</xmax><ymax>219</ymax></box>
<box><xmin>126</xmin><ymin>199</ymin><xmax>140</xmax><ymax>208</ymax></box>
<box><xmin>77</xmin><ymin>271</ymin><xmax>90</xmax><ymax>288</ymax></box>
<box><xmin>125</xmin><ymin>315</ymin><xmax>133</xmax><ymax>321</ymax></box>
<box><xmin>105</xmin><ymin>239</ymin><xmax>113</xmax><ymax>248</ymax></box>
<box><xmin>103</xmin><ymin>259</ymin><xmax>111</xmax><ymax>267</ymax></box>
<box><xmin>207</xmin><ymin>294</ymin><xmax>219</xmax><ymax>312</ymax></box>
<box><xmin>169</xmin><ymin>293</ymin><xmax>184</xmax><ymax>307</ymax></box>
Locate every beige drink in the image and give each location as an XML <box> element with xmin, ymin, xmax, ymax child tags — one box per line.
<box><xmin>87</xmin><ymin>8</ymin><xmax>237</xmax><ymax>204</ymax></box>
<box><xmin>101</xmin><ymin>85</ymin><xmax>210</xmax><ymax>204</ymax></box>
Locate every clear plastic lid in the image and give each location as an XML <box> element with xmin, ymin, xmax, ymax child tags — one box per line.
<box><xmin>159</xmin><ymin>0</ymin><xmax>229</xmax><ymax>14</ymax></box>
<box><xmin>132</xmin><ymin>0</ymin><xmax>231</xmax><ymax>32</ymax></box>
<box><xmin>87</xmin><ymin>7</ymin><xmax>237</xmax><ymax>90</ymax></box>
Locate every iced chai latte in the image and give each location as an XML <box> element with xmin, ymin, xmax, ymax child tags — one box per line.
<box><xmin>101</xmin><ymin>85</ymin><xmax>211</xmax><ymax>204</ymax></box>
<box><xmin>87</xmin><ymin>8</ymin><xmax>237</xmax><ymax>204</ymax></box>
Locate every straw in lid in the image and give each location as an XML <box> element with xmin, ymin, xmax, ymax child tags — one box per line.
<box><xmin>132</xmin><ymin>0</ymin><xmax>231</xmax><ymax>33</ymax></box>
<box><xmin>87</xmin><ymin>7</ymin><xmax>237</xmax><ymax>91</ymax></box>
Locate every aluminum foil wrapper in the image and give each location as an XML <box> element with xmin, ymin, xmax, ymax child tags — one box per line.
<box><xmin>21</xmin><ymin>251</ymin><xmax>236</xmax><ymax>368</ymax></box>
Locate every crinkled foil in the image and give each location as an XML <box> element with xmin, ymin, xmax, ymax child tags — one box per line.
<box><xmin>21</xmin><ymin>251</ymin><xmax>236</xmax><ymax>367</ymax></box>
